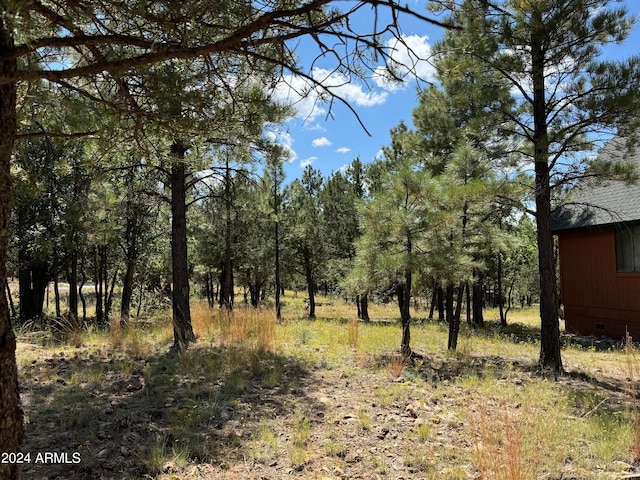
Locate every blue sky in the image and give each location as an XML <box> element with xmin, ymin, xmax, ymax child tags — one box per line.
<box><xmin>269</xmin><ymin>0</ymin><xmax>640</xmax><ymax>181</ymax></box>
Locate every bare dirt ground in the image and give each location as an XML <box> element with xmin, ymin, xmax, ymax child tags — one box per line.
<box><xmin>16</xmin><ymin>332</ymin><xmax>640</xmax><ymax>480</ymax></box>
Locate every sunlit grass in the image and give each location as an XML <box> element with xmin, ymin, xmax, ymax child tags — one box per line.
<box><xmin>15</xmin><ymin>293</ymin><xmax>640</xmax><ymax>479</ymax></box>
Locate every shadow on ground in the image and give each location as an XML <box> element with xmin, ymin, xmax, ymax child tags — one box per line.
<box><xmin>19</xmin><ymin>342</ymin><xmax>321</xmax><ymax>480</ymax></box>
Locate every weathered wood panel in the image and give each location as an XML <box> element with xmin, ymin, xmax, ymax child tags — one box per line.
<box><xmin>558</xmin><ymin>228</ymin><xmax>640</xmax><ymax>339</ymax></box>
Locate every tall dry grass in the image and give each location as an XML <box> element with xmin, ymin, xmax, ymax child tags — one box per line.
<box><xmin>348</xmin><ymin>317</ymin><xmax>359</xmax><ymax>348</ymax></box>
<box><xmin>470</xmin><ymin>401</ymin><xmax>544</xmax><ymax>480</ymax></box>
<box><xmin>212</xmin><ymin>307</ymin><xmax>277</xmax><ymax>352</ymax></box>
<box><xmin>108</xmin><ymin>316</ymin><xmax>150</xmax><ymax>356</ymax></box>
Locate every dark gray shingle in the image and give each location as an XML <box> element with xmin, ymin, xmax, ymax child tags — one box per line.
<box><xmin>552</xmin><ymin>136</ymin><xmax>640</xmax><ymax>232</ymax></box>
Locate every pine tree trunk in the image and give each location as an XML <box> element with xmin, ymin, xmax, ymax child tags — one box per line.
<box><xmin>170</xmin><ymin>142</ymin><xmax>195</xmax><ymax>350</ymax></box>
<box><xmin>448</xmin><ymin>283</ymin><xmax>465</xmax><ymax>350</ymax></box>
<box><xmin>360</xmin><ymin>292</ymin><xmax>369</xmax><ymax>322</ymax></box>
<box><xmin>18</xmin><ymin>260</ymin><xmax>48</xmax><ymax>322</ymax></box>
<box><xmin>68</xmin><ymin>251</ymin><xmax>78</xmax><ymax>329</ymax></box>
<box><xmin>465</xmin><ymin>281</ymin><xmax>471</xmax><ymax>324</ymax></box>
<box><xmin>536</xmin><ymin>159</ymin><xmax>562</xmax><ymax>371</ymax></box>
<box><xmin>428</xmin><ymin>281</ymin><xmax>437</xmax><ymax>320</ymax></box>
<box><xmin>105</xmin><ymin>265</ymin><xmax>118</xmax><ymax>320</ymax></box>
<box><xmin>120</xmin><ymin>257</ymin><xmax>136</xmax><ymax>327</ymax></box>
<box><xmin>397</xmin><ymin>278</ymin><xmax>412</xmax><ymax>359</ymax></box>
<box><xmin>0</xmin><ymin>37</ymin><xmax>25</xmax><ymax>477</ymax></box>
<box><xmin>222</xmin><ymin>155</ymin><xmax>233</xmax><ymax>310</ymax></box>
<box><xmin>445</xmin><ymin>284</ymin><xmax>454</xmax><ymax>348</ymax></box>
<box><xmin>101</xmin><ymin>246</ymin><xmax>108</xmax><ymax>320</ymax></box>
<box><xmin>531</xmin><ymin>23</ymin><xmax>562</xmax><ymax>372</ymax></box>
<box><xmin>205</xmin><ymin>272</ymin><xmax>214</xmax><ymax>308</ymax></box>
<box><xmin>275</xmin><ymin>219</ymin><xmax>281</xmax><ymax>320</ymax></box>
<box><xmin>437</xmin><ymin>285</ymin><xmax>445</xmax><ymax>321</ymax></box>
<box><xmin>498</xmin><ymin>253</ymin><xmax>506</xmax><ymax>327</ymax></box>
<box><xmin>79</xmin><ymin>258</ymin><xmax>87</xmax><ymax>324</ymax></box>
<box><xmin>306</xmin><ymin>262</ymin><xmax>316</xmax><ymax>318</ymax></box>
<box><xmin>472</xmin><ymin>275</ymin><xmax>484</xmax><ymax>327</ymax></box>
<box><xmin>5</xmin><ymin>279</ymin><xmax>15</xmax><ymax>317</ymax></box>
<box><xmin>53</xmin><ymin>267</ymin><xmax>61</xmax><ymax>320</ymax></box>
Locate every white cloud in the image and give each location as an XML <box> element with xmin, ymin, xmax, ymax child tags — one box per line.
<box><xmin>338</xmin><ymin>163</ymin><xmax>350</xmax><ymax>173</ymax></box>
<box><xmin>313</xmin><ymin>68</ymin><xmax>388</xmax><ymax>107</ymax></box>
<box><xmin>312</xmin><ymin>136</ymin><xmax>332</xmax><ymax>148</ymax></box>
<box><xmin>272</xmin><ymin>67</ymin><xmax>388</xmax><ymax>127</ymax></box>
<box><xmin>300</xmin><ymin>156</ymin><xmax>317</xmax><ymax>168</ymax></box>
<box><xmin>272</xmin><ymin>75</ymin><xmax>327</xmax><ymax>124</ymax></box>
<box><xmin>374</xmin><ymin>35</ymin><xmax>436</xmax><ymax>91</ymax></box>
<box><xmin>265</xmin><ymin>128</ymin><xmax>297</xmax><ymax>163</ymax></box>
<box><xmin>336</xmin><ymin>147</ymin><xmax>351</xmax><ymax>154</ymax></box>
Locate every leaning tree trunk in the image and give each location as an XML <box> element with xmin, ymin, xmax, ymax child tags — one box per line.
<box><xmin>170</xmin><ymin>142</ymin><xmax>195</xmax><ymax>350</ymax></box>
<box><xmin>5</xmin><ymin>279</ymin><xmax>15</xmax><ymax>317</ymax></box>
<box><xmin>428</xmin><ymin>281</ymin><xmax>437</xmax><ymax>319</ymax></box>
<box><xmin>105</xmin><ymin>264</ymin><xmax>119</xmax><ymax>320</ymax></box>
<box><xmin>0</xmin><ymin>36</ymin><xmax>25</xmax><ymax>478</ymax></box>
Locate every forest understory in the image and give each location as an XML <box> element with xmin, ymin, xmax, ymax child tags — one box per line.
<box><xmin>12</xmin><ymin>297</ymin><xmax>640</xmax><ymax>480</ymax></box>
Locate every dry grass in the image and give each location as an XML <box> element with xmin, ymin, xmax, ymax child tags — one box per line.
<box><xmin>212</xmin><ymin>306</ymin><xmax>277</xmax><ymax>352</ymax></box>
<box><xmin>389</xmin><ymin>353</ymin><xmax>404</xmax><ymax>378</ymax></box>
<box><xmin>470</xmin><ymin>401</ymin><xmax>543</xmax><ymax>480</ymax></box>
<box><xmin>348</xmin><ymin>317</ymin><xmax>359</xmax><ymax>348</ymax></box>
<box><xmin>15</xmin><ymin>295</ymin><xmax>640</xmax><ymax>480</ymax></box>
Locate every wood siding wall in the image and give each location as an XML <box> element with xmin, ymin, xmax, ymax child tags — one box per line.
<box><xmin>558</xmin><ymin>228</ymin><xmax>640</xmax><ymax>340</ymax></box>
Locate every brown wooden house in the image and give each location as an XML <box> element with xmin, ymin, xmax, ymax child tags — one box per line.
<box><xmin>553</xmin><ymin>137</ymin><xmax>640</xmax><ymax>340</ymax></box>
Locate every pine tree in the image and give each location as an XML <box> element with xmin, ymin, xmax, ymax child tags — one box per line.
<box><xmin>433</xmin><ymin>0</ymin><xmax>640</xmax><ymax>371</ymax></box>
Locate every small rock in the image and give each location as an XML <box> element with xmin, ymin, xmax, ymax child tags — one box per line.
<box><xmin>346</xmin><ymin>452</ymin><xmax>362</xmax><ymax>463</ymax></box>
<box><xmin>613</xmin><ymin>460</ymin><xmax>634</xmax><ymax>472</ymax></box>
<box><xmin>96</xmin><ymin>448</ymin><xmax>109</xmax><ymax>458</ymax></box>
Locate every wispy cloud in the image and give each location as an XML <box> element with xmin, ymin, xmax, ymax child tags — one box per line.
<box><xmin>300</xmin><ymin>156</ymin><xmax>317</xmax><ymax>168</ymax></box>
<box><xmin>265</xmin><ymin>128</ymin><xmax>297</xmax><ymax>162</ymax></box>
<box><xmin>336</xmin><ymin>147</ymin><xmax>351</xmax><ymax>154</ymax></box>
<box><xmin>272</xmin><ymin>67</ymin><xmax>388</xmax><ymax>128</ymax></box>
<box><xmin>312</xmin><ymin>136</ymin><xmax>332</xmax><ymax>147</ymax></box>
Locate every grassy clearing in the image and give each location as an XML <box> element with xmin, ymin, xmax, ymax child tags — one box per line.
<box><xmin>15</xmin><ymin>293</ymin><xmax>640</xmax><ymax>479</ymax></box>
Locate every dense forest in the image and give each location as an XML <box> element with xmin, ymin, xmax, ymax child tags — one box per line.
<box><xmin>2</xmin><ymin>0</ymin><xmax>640</xmax><ymax>477</ymax></box>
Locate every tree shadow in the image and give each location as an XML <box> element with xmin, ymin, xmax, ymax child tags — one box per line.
<box><xmin>19</xmin><ymin>342</ymin><xmax>322</xmax><ymax>479</ymax></box>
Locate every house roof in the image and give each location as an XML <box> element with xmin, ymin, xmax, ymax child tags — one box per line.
<box><xmin>552</xmin><ymin>136</ymin><xmax>640</xmax><ymax>232</ymax></box>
